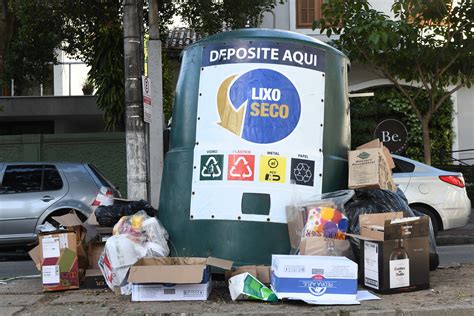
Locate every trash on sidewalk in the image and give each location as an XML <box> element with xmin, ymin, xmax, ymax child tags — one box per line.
<box><xmin>225</xmin><ymin>265</ymin><xmax>271</xmax><ymax>285</ymax></box>
<box><xmin>98</xmin><ymin>211</ymin><xmax>170</xmax><ymax>291</ymax></box>
<box><xmin>128</xmin><ymin>257</ymin><xmax>233</xmax><ymax>301</ymax></box>
<box><xmin>228</xmin><ymin>272</ymin><xmax>277</xmax><ymax>302</ymax></box>
<box><xmin>270</xmin><ymin>255</ymin><xmax>359</xmax><ymax>305</ymax></box>
<box><xmin>344</xmin><ymin>188</ymin><xmax>439</xmax><ymax>270</ymax></box>
<box><xmin>28</xmin><ymin>211</ymin><xmax>88</xmax><ymax>291</ymax></box>
<box><xmin>94</xmin><ymin>200</ymin><xmax>158</xmax><ymax>227</ymax></box>
<box><xmin>83</xmin><ymin>235</ymin><xmax>108</xmax><ymax>289</ymax></box>
<box><xmin>286</xmin><ymin>190</ymin><xmax>354</xmax><ymax>260</ymax></box>
<box><xmin>348</xmin><ymin>139</ymin><xmax>396</xmax><ymax>192</ymax></box>
<box><xmin>350</xmin><ymin>212</ymin><xmax>430</xmax><ymax>294</ymax></box>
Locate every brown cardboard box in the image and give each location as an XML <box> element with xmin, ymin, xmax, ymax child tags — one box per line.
<box><xmin>348</xmin><ymin>139</ymin><xmax>396</xmax><ymax>191</ymax></box>
<box><xmin>83</xmin><ymin>269</ymin><xmax>107</xmax><ymax>289</ymax></box>
<box><xmin>299</xmin><ymin>236</ymin><xmax>354</xmax><ymax>259</ymax></box>
<box><xmin>29</xmin><ymin>211</ymin><xmax>88</xmax><ymax>291</ymax></box>
<box><xmin>225</xmin><ymin>265</ymin><xmax>271</xmax><ymax>285</ymax></box>
<box><xmin>38</xmin><ymin>230</ymin><xmax>80</xmax><ymax>291</ymax></box>
<box><xmin>356</xmin><ymin>212</ymin><xmax>430</xmax><ymax>294</ymax></box>
<box><xmin>128</xmin><ymin>257</ymin><xmax>233</xmax><ymax>301</ymax></box>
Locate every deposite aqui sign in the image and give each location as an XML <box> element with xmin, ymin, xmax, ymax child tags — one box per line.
<box><xmin>191</xmin><ymin>40</ymin><xmax>326</xmax><ymax>223</ymax></box>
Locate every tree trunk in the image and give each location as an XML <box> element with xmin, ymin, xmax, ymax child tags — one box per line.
<box><xmin>123</xmin><ymin>0</ymin><xmax>148</xmax><ymax>200</ymax></box>
<box><xmin>421</xmin><ymin>117</ymin><xmax>432</xmax><ymax>165</ymax></box>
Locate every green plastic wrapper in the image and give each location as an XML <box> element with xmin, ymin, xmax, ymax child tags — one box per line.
<box><xmin>228</xmin><ymin>272</ymin><xmax>278</xmax><ymax>302</ymax></box>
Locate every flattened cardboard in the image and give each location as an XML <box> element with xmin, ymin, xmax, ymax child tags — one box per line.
<box><xmin>206</xmin><ymin>257</ymin><xmax>233</xmax><ymax>270</ymax></box>
<box><xmin>52</xmin><ymin>212</ymin><xmax>84</xmax><ymax>227</ymax></box>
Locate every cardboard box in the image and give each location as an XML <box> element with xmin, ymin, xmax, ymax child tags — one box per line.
<box><xmin>271</xmin><ymin>255</ymin><xmax>358</xmax><ymax>305</ymax></box>
<box><xmin>39</xmin><ymin>230</ymin><xmax>80</xmax><ymax>291</ymax></box>
<box><xmin>358</xmin><ymin>213</ymin><xmax>430</xmax><ymax>294</ymax></box>
<box><xmin>83</xmin><ymin>269</ymin><xmax>107</xmax><ymax>289</ymax></box>
<box><xmin>29</xmin><ymin>211</ymin><xmax>88</xmax><ymax>292</ymax></box>
<box><xmin>225</xmin><ymin>265</ymin><xmax>271</xmax><ymax>285</ymax></box>
<box><xmin>128</xmin><ymin>257</ymin><xmax>233</xmax><ymax>302</ymax></box>
<box><xmin>348</xmin><ymin>139</ymin><xmax>396</xmax><ymax>191</ymax></box>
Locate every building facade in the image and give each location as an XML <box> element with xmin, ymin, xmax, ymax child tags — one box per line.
<box><xmin>260</xmin><ymin>0</ymin><xmax>473</xmax><ymax>163</ymax></box>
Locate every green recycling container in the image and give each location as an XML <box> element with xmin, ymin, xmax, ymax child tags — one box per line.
<box><xmin>158</xmin><ymin>29</ymin><xmax>350</xmax><ymax>266</ymax></box>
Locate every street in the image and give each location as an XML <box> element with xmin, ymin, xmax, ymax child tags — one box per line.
<box><xmin>1</xmin><ymin>244</ymin><xmax>474</xmax><ymax>279</ymax></box>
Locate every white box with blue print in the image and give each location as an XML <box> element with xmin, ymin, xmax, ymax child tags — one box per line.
<box><xmin>271</xmin><ymin>255</ymin><xmax>359</xmax><ymax>305</ymax></box>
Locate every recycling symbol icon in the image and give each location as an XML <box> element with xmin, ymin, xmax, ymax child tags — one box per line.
<box><xmin>290</xmin><ymin>158</ymin><xmax>315</xmax><ymax>186</ymax></box>
<box><xmin>230</xmin><ymin>157</ymin><xmax>253</xmax><ymax>178</ymax></box>
<box><xmin>227</xmin><ymin>154</ymin><xmax>255</xmax><ymax>181</ymax></box>
<box><xmin>199</xmin><ymin>154</ymin><xmax>224</xmax><ymax>181</ymax></box>
<box><xmin>202</xmin><ymin>157</ymin><xmax>222</xmax><ymax>178</ymax></box>
<box><xmin>294</xmin><ymin>163</ymin><xmax>312</xmax><ymax>183</ymax></box>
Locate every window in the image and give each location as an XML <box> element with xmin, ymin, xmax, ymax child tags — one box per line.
<box><xmin>42</xmin><ymin>165</ymin><xmax>63</xmax><ymax>191</ymax></box>
<box><xmin>392</xmin><ymin>158</ymin><xmax>415</xmax><ymax>174</ymax></box>
<box><xmin>0</xmin><ymin>165</ymin><xmax>63</xmax><ymax>194</ymax></box>
<box><xmin>296</xmin><ymin>0</ymin><xmax>323</xmax><ymax>28</ymax></box>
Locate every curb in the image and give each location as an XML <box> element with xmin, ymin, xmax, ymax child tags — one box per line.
<box><xmin>435</xmin><ymin>235</ymin><xmax>474</xmax><ymax>246</ymax></box>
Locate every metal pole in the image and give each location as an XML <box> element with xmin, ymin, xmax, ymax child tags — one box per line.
<box><xmin>10</xmin><ymin>79</ymin><xmax>14</xmax><ymax>96</ymax></box>
<box><xmin>123</xmin><ymin>0</ymin><xmax>148</xmax><ymax>200</ymax></box>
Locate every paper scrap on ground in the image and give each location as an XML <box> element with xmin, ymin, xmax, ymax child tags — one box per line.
<box><xmin>357</xmin><ymin>290</ymin><xmax>380</xmax><ymax>301</ymax></box>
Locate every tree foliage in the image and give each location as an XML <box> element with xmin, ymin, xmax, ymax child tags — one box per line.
<box><xmin>179</xmin><ymin>0</ymin><xmax>285</xmax><ymax>35</ymax></box>
<box><xmin>350</xmin><ymin>86</ymin><xmax>453</xmax><ymax>164</ymax></box>
<box><xmin>315</xmin><ymin>0</ymin><xmax>473</xmax><ymax>164</ymax></box>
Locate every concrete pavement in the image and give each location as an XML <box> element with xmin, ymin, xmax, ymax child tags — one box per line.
<box><xmin>0</xmin><ymin>263</ymin><xmax>473</xmax><ymax>316</ymax></box>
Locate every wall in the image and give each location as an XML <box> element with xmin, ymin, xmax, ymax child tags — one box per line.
<box><xmin>456</xmin><ymin>88</ymin><xmax>474</xmax><ymax>158</ymax></box>
<box><xmin>0</xmin><ymin>133</ymin><xmax>127</xmax><ymax>197</ymax></box>
<box><xmin>53</xmin><ymin>50</ymin><xmax>90</xmax><ymax>96</ymax></box>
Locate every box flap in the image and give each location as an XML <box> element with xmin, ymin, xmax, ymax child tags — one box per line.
<box><xmin>85</xmin><ymin>269</ymin><xmax>103</xmax><ymax>277</ymax></box>
<box><xmin>206</xmin><ymin>257</ymin><xmax>233</xmax><ymax>270</ymax></box>
<box><xmin>356</xmin><ymin>139</ymin><xmax>382</xmax><ymax>150</ymax></box>
<box><xmin>356</xmin><ymin>139</ymin><xmax>394</xmax><ymax>169</ymax></box>
<box><xmin>128</xmin><ymin>264</ymin><xmax>206</xmax><ymax>284</ymax></box>
<box><xmin>28</xmin><ymin>245</ymin><xmax>42</xmax><ymax>271</ymax></box>
<box><xmin>86</xmin><ymin>210</ymin><xmax>99</xmax><ymax>226</ymax></box>
<box><xmin>52</xmin><ymin>211</ymin><xmax>84</xmax><ymax>227</ymax></box>
<box><xmin>360</xmin><ymin>212</ymin><xmax>403</xmax><ymax>240</ymax></box>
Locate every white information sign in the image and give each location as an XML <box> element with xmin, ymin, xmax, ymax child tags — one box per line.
<box><xmin>142</xmin><ymin>75</ymin><xmax>152</xmax><ymax>123</ymax></box>
<box><xmin>191</xmin><ymin>40</ymin><xmax>326</xmax><ymax>223</ymax></box>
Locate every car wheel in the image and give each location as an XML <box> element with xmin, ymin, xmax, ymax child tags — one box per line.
<box><xmin>411</xmin><ymin>205</ymin><xmax>439</xmax><ymax>236</ymax></box>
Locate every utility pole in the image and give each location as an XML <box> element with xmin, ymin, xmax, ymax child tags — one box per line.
<box><xmin>123</xmin><ymin>0</ymin><xmax>148</xmax><ymax>200</ymax></box>
<box><xmin>148</xmin><ymin>0</ymin><xmax>165</xmax><ymax>208</ymax></box>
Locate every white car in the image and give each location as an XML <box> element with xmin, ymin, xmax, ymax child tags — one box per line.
<box><xmin>392</xmin><ymin>155</ymin><xmax>471</xmax><ymax>235</ymax></box>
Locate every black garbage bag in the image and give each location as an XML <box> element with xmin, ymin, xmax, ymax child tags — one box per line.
<box><xmin>95</xmin><ymin>199</ymin><xmax>158</xmax><ymax>227</ymax></box>
<box><xmin>344</xmin><ymin>188</ymin><xmax>439</xmax><ymax>271</ymax></box>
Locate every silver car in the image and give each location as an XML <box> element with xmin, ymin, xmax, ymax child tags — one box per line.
<box><xmin>0</xmin><ymin>162</ymin><xmax>120</xmax><ymax>247</ymax></box>
<box><xmin>392</xmin><ymin>155</ymin><xmax>471</xmax><ymax>235</ymax></box>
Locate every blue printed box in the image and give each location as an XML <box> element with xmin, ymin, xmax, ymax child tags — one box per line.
<box><xmin>271</xmin><ymin>255</ymin><xmax>359</xmax><ymax>305</ymax></box>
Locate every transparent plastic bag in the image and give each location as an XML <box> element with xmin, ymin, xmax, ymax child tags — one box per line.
<box><xmin>113</xmin><ymin>210</ymin><xmax>170</xmax><ymax>257</ymax></box>
<box><xmin>286</xmin><ymin>190</ymin><xmax>355</xmax><ymax>259</ymax></box>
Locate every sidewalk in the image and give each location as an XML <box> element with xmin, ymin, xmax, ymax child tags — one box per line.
<box><xmin>1</xmin><ymin>264</ymin><xmax>473</xmax><ymax>316</ymax></box>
